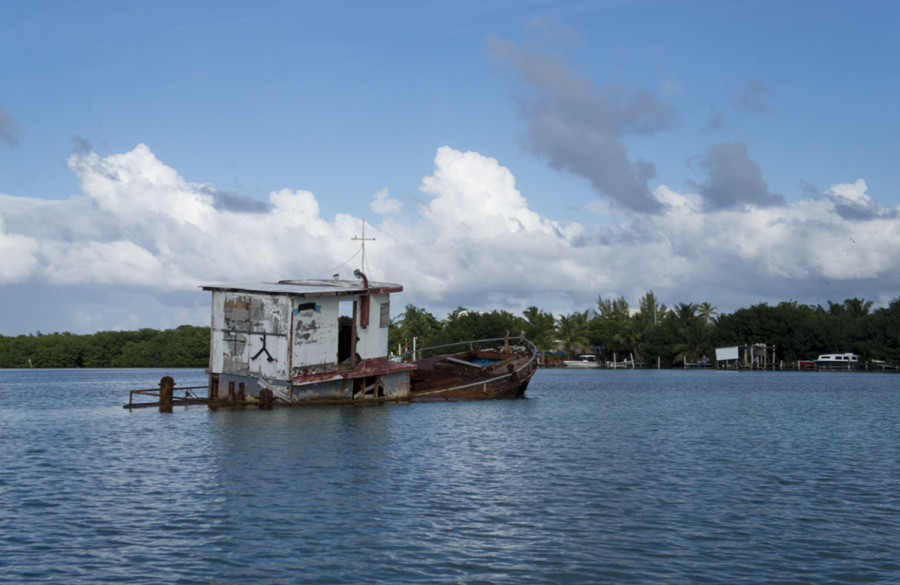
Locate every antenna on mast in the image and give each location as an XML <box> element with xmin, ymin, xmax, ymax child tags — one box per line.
<box><xmin>351</xmin><ymin>219</ymin><xmax>375</xmax><ymax>276</ymax></box>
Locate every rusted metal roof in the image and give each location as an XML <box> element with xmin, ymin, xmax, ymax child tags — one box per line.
<box><xmin>201</xmin><ymin>279</ymin><xmax>403</xmax><ymax>297</ymax></box>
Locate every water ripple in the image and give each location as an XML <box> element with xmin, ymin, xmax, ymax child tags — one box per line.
<box><xmin>1</xmin><ymin>368</ymin><xmax>898</xmax><ymax>583</ymax></box>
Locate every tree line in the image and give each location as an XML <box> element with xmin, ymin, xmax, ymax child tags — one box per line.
<box><xmin>0</xmin><ymin>325</ymin><xmax>210</xmax><ymax>368</ymax></box>
<box><xmin>389</xmin><ymin>293</ymin><xmax>900</xmax><ymax>367</ymax></box>
<box><xmin>2</xmin><ymin>294</ymin><xmax>898</xmax><ymax>369</ymax></box>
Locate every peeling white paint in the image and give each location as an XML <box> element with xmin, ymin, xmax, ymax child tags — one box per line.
<box><xmin>204</xmin><ymin>279</ymin><xmax>410</xmax><ymax>403</ymax></box>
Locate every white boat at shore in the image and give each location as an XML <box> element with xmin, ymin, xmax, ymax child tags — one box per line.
<box><xmin>564</xmin><ymin>355</ymin><xmax>600</xmax><ymax>368</ymax></box>
<box><xmin>814</xmin><ymin>353</ymin><xmax>859</xmax><ymax>370</ymax></box>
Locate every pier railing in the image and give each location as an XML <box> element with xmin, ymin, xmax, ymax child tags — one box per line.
<box><xmin>126</xmin><ymin>385</ymin><xmax>208</xmax><ymax>409</ymax></box>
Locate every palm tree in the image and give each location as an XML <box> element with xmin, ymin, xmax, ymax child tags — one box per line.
<box><xmin>639</xmin><ymin>290</ymin><xmax>667</xmax><ymax>325</ymax></box>
<box><xmin>391</xmin><ymin>304</ymin><xmax>442</xmax><ymax>350</ymax></box>
<box><xmin>619</xmin><ymin>311</ymin><xmax>650</xmax><ymax>361</ymax></box>
<box><xmin>674</xmin><ymin>302</ymin><xmax>697</xmax><ymax>323</ymax></box>
<box><xmin>557</xmin><ymin>311</ymin><xmax>591</xmax><ymax>357</ymax></box>
<box><xmin>673</xmin><ymin>318</ymin><xmax>712</xmax><ymax>364</ymax></box>
<box><xmin>843</xmin><ymin>297</ymin><xmax>873</xmax><ymax>319</ymax></box>
<box><xmin>596</xmin><ymin>295</ymin><xmax>630</xmax><ymax>321</ymax></box>
<box><xmin>827</xmin><ymin>301</ymin><xmax>846</xmax><ymax>316</ymax></box>
<box><xmin>522</xmin><ymin>306</ymin><xmax>557</xmax><ymax>351</ymax></box>
<box><xmin>697</xmin><ymin>301</ymin><xmax>719</xmax><ymax>325</ymax></box>
<box><xmin>669</xmin><ymin>302</ymin><xmax>712</xmax><ymax>365</ymax></box>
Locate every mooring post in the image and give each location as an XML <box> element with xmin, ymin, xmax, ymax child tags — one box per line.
<box><xmin>159</xmin><ymin>376</ymin><xmax>175</xmax><ymax>413</ymax></box>
<box><xmin>259</xmin><ymin>388</ymin><xmax>274</xmax><ymax>410</ymax></box>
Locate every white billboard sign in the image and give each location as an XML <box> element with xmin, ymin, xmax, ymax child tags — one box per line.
<box><xmin>715</xmin><ymin>346</ymin><xmax>740</xmax><ymax>361</ymax></box>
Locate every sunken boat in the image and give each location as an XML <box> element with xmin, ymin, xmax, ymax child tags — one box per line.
<box><xmin>198</xmin><ymin>271</ymin><xmax>537</xmax><ymax>407</ymax></box>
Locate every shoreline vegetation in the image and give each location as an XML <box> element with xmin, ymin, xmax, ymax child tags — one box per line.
<box><xmin>2</xmin><ymin>294</ymin><xmax>899</xmax><ymax>370</ymax></box>
<box><xmin>0</xmin><ymin>325</ymin><xmax>210</xmax><ymax>369</ymax></box>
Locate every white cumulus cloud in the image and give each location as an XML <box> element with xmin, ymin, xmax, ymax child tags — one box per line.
<box><xmin>371</xmin><ymin>187</ymin><xmax>402</xmax><ymax>215</ymax></box>
<box><xmin>1</xmin><ymin>142</ymin><xmax>899</xmax><ymax>335</ymax></box>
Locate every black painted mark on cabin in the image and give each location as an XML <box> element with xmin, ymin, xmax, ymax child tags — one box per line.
<box><xmin>251</xmin><ymin>332</ymin><xmax>275</xmax><ymax>362</ymax></box>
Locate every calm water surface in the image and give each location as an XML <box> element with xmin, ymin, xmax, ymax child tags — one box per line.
<box><xmin>1</xmin><ymin>368</ymin><xmax>898</xmax><ymax>584</ymax></box>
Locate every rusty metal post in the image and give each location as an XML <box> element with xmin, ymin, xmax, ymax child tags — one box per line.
<box><xmin>238</xmin><ymin>382</ymin><xmax>246</xmax><ymax>403</ymax></box>
<box><xmin>350</xmin><ymin>300</ymin><xmax>359</xmax><ymax>367</ymax></box>
<box><xmin>159</xmin><ymin>376</ymin><xmax>174</xmax><ymax>413</ymax></box>
<box><xmin>227</xmin><ymin>381</ymin><xmax>235</xmax><ymax>402</ymax></box>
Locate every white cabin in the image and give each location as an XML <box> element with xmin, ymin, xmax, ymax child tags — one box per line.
<box><xmin>203</xmin><ymin>276</ymin><xmax>415</xmax><ymax>404</ymax></box>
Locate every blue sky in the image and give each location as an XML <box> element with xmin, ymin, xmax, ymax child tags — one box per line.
<box><xmin>1</xmin><ymin>0</ymin><xmax>899</xmax><ymax>335</ymax></box>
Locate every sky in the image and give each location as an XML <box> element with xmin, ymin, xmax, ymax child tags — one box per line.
<box><xmin>1</xmin><ymin>0</ymin><xmax>899</xmax><ymax>336</ymax></box>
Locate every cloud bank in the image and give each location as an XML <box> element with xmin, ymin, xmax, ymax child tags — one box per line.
<box><xmin>1</xmin><ymin>142</ymin><xmax>898</xmax><ymax>334</ymax></box>
<box><xmin>690</xmin><ymin>142</ymin><xmax>785</xmax><ymax>210</ymax></box>
<box><xmin>485</xmin><ymin>17</ymin><xmax>676</xmax><ymax>214</ymax></box>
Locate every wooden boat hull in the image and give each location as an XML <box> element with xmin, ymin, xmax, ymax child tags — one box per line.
<box><xmin>407</xmin><ymin>339</ymin><xmax>538</xmax><ymax>402</ymax></box>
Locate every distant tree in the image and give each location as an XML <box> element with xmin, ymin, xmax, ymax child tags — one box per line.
<box><xmin>854</xmin><ymin>298</ymin><xmax>900</xmax><ymax>362</ymax></box>
<box><xmin>596</xmin><ymin>295</ymin><xmax>630</xmax><ymax>321</ymax></box>
<box><xmin>619</xmin><ymin>311</ymin><xmax>652</xmax><ymax>362</ymax></box>
<box><xmin>591</xmin><ymin>295</ymin><xmax>632</xmax><ymax>357</ymax></box>
<box><xmin>716</xmin><ymin>302</ymin><xmax>830</xmax><ymax>363</ymax></box>
<box><xmin>557</xmin><ymin>311</ymin><xmax>591</xmax><ymax>357</ymax></box>
<box><xmin>522</xmin><ymin>306</ymin><xmax>557</xmax><ymax>350</ymax></box>
<box><xmin>826</xmin><ymin>300</ymin><xmax>845</xmax><ymax>317</ymax></box>
<box><xmin>672</xmin><ymin>318</ymin><xmax>712</xmax><ymax>365</ymax></box>
<box><xmin>843</xmin><ymin>297</ymin><xmax>873</xmax><ymax>319</ymax></box>
<box><xmin>666</xmin><ymin>303</ymin><xmax>712</xmax><ymax>365</ymax></box>
<box><xmin>447</xmin><ymin>306</ymin><xmax>469</xmax><ymax>321</ymax></box>
<box><xmin>673</xmin><ymin>302</ymin><xmax>697</xmax><ymax>324</ymax></box>
<box><xmin>697</xmin><ymin>301</ymin><xmax>719</xmax><ymax>325</ymax></box>
<box><xmin>638</xmin><ymin>290</ymin><xmax>667</xmax><ymax>326</ymax></box>
<box><xmin>434</xmin><ymin>309</ymin><xmax>524</xmax><ymax>346</ymax></box>
<box><xmin>641</xmin><ymin>318</ymin><xmax>677</xmax><ymax>366</ymax></box>
<box><xmin>389</xmin><ymin>304</ymin><xmax>442</xmax><ymax>352</ymax></box>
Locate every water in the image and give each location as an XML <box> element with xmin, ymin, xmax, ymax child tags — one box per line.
<box><xmin>1</xmin><ymin>368</ymin><xmax>898</xmax><ymax>584</ymax></box>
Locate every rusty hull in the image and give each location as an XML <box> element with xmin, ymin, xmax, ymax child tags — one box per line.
<box><xmin>408</xmin><ymin>342</ymin><xmax>538</xmax><ymax>402</ymax></box>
